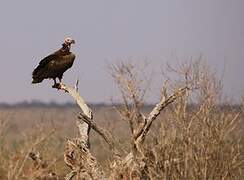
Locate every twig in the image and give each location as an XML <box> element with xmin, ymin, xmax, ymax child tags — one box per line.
<box><xmin>65</xmin><ymin>170</ymin><xmax>77</xmax><ymax>180</ymax></box>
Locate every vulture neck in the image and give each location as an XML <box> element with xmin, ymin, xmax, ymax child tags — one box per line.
<box><xmin>61</xmin><ymin>43</ymin><xmax>71</xmax><ymax>53</ymax></box>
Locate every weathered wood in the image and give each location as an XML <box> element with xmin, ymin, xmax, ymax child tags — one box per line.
<box><xmin>54</xmin><ymin>82</ymin><xmax>105</xmax><ymax>180</ymax></box>
<box><xmin>58</xmin><ymin>83</ymin><xmax>93</xmax><ymax>119</ymax></box>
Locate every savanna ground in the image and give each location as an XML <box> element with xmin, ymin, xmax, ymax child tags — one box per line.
<box><xmin>0</xmin><ymin>61</ymin><xmax>244</xmax><ymax>179</ymax></box>
<box><xmin>0</xmin><ymin>105</ymin><xmax>132</xmax><ymax>179</ymax></box>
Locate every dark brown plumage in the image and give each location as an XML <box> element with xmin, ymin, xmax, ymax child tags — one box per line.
<box><xmin>32</xmin><ymin>37</ymin><xmax>76</xmax><ymax>85</ymax></box>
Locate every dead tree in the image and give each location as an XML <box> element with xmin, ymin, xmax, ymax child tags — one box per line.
<box><xmin>54</xmin><ymin>84</ymin><xmax>187</xmax><ymax>180</ymax></box>
<box><xmin>53</xmin><ymin>83</ymin><xmax>105</xmax><ymax>180</ymax></box>
<box><xmin>54</xmin><ymin>66</ymin><xmax>187</xmax><ymax>180</ymax></box>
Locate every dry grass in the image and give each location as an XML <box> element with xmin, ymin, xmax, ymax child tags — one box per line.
<box><xmin>0</xmin><ymin>107</ymin><xmax>130</xmax><ymax>179</ymax></box>
<box><xmin>0</xmin><ymin>105</ymin><xmax>243</xmax><ymax>179</ymax></box>
<box><xmin>144</xmin><ymin>96</ymin><xmax>244</xmax><ymax>179</ymax></box>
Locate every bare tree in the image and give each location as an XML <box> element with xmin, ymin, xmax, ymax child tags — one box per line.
<box><xmin>53</xmin><ymin>60</ymin><xmax>188</xmax><ymax>180</ymax></box>
<box><xmin>51</xmin><ymin>60</ymin><xmax>243</xmax><ymax>180</ymax></box>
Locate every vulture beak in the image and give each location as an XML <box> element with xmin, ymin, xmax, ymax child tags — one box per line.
<box><xmin>71</xmin><ymin>39</ymin><xmax>75</xmax><ymax>44</ymax></box>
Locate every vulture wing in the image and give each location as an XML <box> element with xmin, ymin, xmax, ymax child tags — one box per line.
<box><xmin>32</xmin><ymin>51</ymin><xmax>75</xmax><ymax>84</ymax></box>
<box><xmin>32</xmin><ymin>53</ymin><xmax>60</xmax><ymax>83</ymax></box>
<box><xmin>33</xmin><ymin>54</ymin><xmax>57</xmax><ymax>75</ymax></box>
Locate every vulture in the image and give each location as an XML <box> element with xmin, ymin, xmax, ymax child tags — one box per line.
<box><xmin>32</xmin><ymin>37</ymin><xmax>76</xmax><ymax>86</ymax></box>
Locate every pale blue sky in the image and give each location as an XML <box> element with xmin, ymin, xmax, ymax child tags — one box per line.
<box><xmin>0</xmin><ymin>0</ymin><xmax>243</xmax><ymax>103</ymax></box>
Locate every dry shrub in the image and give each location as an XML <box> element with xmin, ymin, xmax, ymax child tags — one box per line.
<box><xmin>144</xmin><ymin>88</ymin><xmax>243</xmax><ymax>179</ymax></box>
<box><xmin>109</xmin><ymin>60</ymin><xmax>244</xmax><ymax>179</ymax></box>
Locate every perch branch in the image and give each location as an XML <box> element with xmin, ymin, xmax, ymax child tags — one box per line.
<box><xmin>54</xmin><ymin>83</ymin><xmax>93</xmax><ymax>119</ymax></box>
<box><xmin>54</xmin><ymin>82</ymin><xmax>105</xmax><ymax>179</ymax></box>
<box><xmin>54</xmin><ymin>83</ymin><xmax>92</xmax><ymax>146</ymax></box>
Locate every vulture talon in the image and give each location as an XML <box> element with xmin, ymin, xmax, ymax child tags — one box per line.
<box><xmin>52</xmin><ymin>83</ymin><xmax>61</xmax><ymax>89</ymax></box>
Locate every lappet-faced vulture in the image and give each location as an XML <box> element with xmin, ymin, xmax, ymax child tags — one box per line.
<box><xmin>32</xmin><ymin>37</ymin><xmax>76</xmax><ymax>86</ymax></box>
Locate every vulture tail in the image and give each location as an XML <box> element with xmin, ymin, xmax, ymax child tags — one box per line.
<box><xmin>32</xmin><ymin>77</ymin><xmax>43</xmax><ymax>84</ymax></box>
<box><xmin>32</xmin><ymin>65</ymin><xmax>44</xmax><ymax>84</ymax></box>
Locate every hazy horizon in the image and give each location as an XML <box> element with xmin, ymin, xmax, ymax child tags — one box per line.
<box><xmin>0</xmin><ymin>0</ymin><xmax>243</xmax><ymax>104</ymax></box>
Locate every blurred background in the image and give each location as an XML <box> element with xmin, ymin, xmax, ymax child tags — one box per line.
<box><xmin>0</xmin><ymin>0</ymin><xmax>243</xmax><ymax>104</ymax></box>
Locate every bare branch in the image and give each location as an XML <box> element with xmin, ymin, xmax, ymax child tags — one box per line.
<box><xmin>54</xmin><ymin>83</ymin><xmax>93</xmax><ymax>119</ymax></box>
<box><xmin>54</xmin><ymin>82</ymin><xmax>105</xmax><ymax>179</ymax></box>
<box><xmin>137</xmin><ymin>86</ymin><xmax>188</xmax><ymax>144</ymax></box>
<box><xmin>78</xmin><ymin>112</ymin><xmax>121</xmax><ymax>158</ymax></box>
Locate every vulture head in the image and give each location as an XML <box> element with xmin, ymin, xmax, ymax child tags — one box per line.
<box><xmin>64</xmin><ymin>37</ymin><xmax>75</xmax><ymax>45</ymax></box>
<box><xmin>62</xmin><ymin>37</ymin><xmax>75</xmax><ymax>51</ymax></box>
